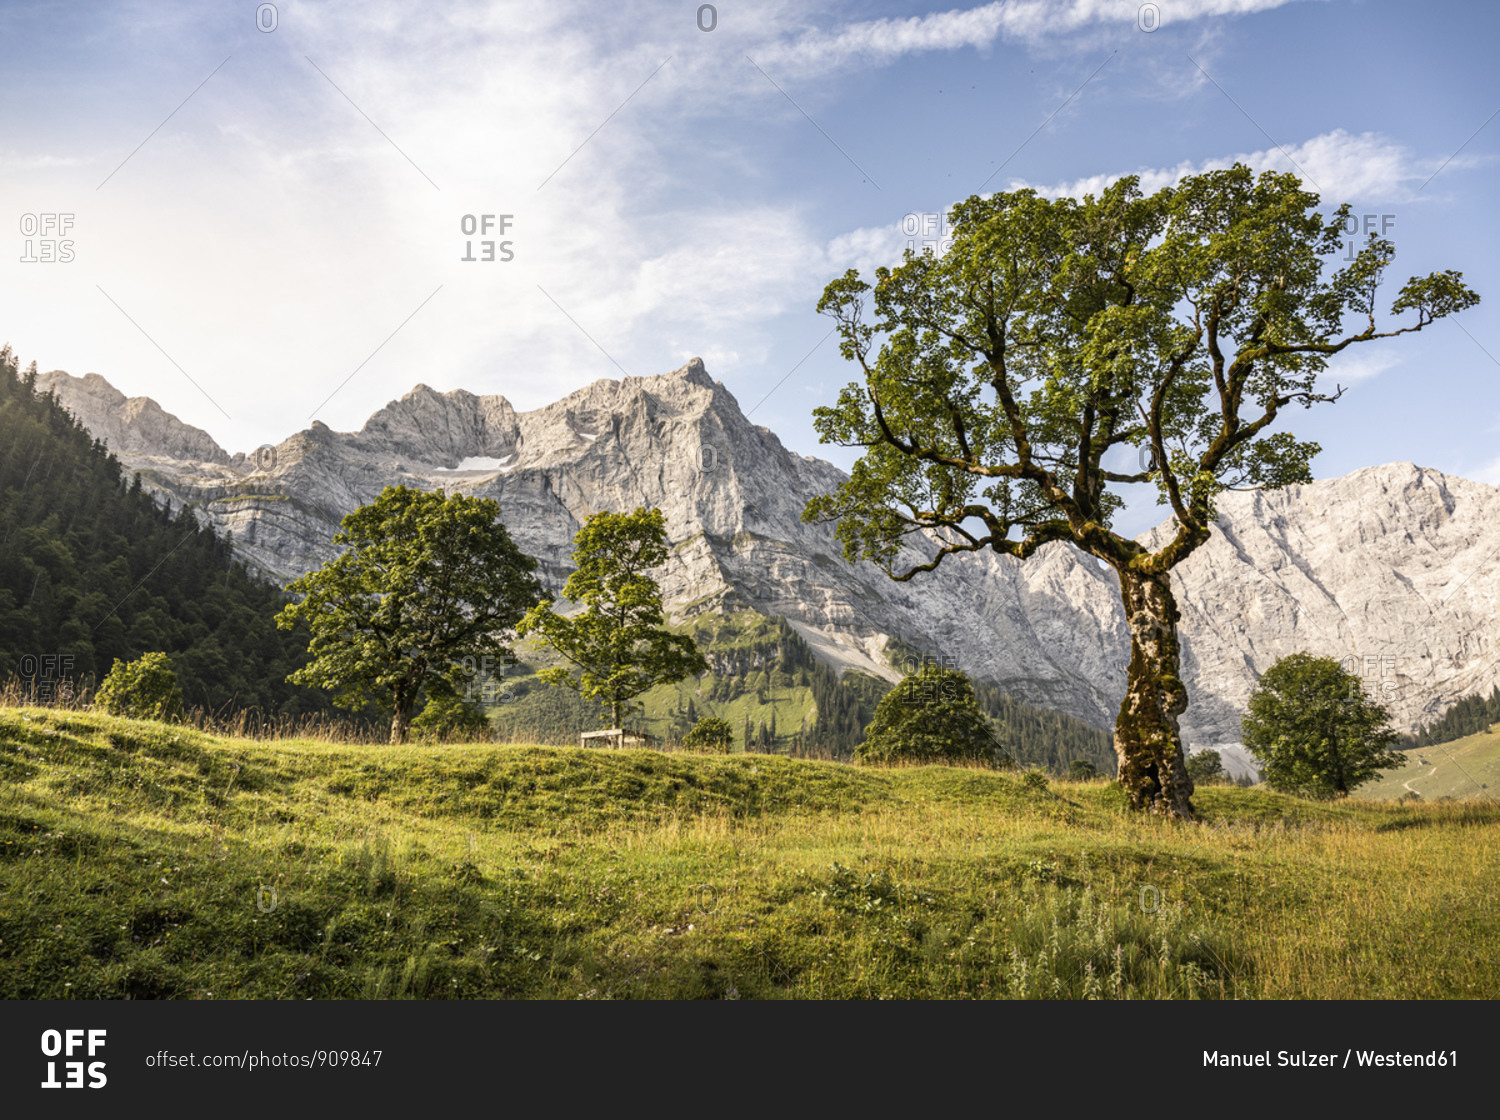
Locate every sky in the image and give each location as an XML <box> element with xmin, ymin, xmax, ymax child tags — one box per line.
<box><xmin>2</xmin><ymin>0</ymin><xmax>1496</xmax><ymax>537</ymax></box>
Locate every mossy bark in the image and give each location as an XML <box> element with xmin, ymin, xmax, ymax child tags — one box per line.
<box><xmin>1113</xmin><ymin>568</ymin><xmax>1196</xmax><ymax>820</ymax></box>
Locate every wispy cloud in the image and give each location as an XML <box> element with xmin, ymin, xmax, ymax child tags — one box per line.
<box><xmin>1017</xmin><ymin>129</ymin><xmax>1434</xmax><ymax>204</ymax></box>
<box><xmin>1316</xmin><ymin>349</ymin><xmax>1402</xmax><ymax>389</ymax></box>
<box><xmin>0</xmin><ymin>149</ymin><xmax>88</xmax><ymax>170</ymax></box>
<box><xmin>1471</xmin><ymin>457</ymin><xmax>1500</xmax><ymax>486</ymax></box>
<box><xmin>753</xmin><ymin>0</ymin><xmax>1306</xmax><ymax>74</ymax></box>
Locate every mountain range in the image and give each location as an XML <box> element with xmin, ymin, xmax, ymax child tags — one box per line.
<box><xmin>31</xmin><ymin>358</ymin><xmax>1500</xmax><ymax>776</ymax></box>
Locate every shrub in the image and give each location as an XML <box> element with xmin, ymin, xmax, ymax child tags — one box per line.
<box><xmin>1021</xmin><ymin>768</ymin><xmax>1050</xmax><ymax>791</ymax></box>
<box><xmin>93</xmin><ymin>652</ymin><xmax>184</xmax><ymax>721</ymax></box>
<box><xmin>682</xmin><ymin>716</ymin><xmax>733</xmax><ymax>753</ymax></box>
<box><xmin>856</xmin><ymin>662</ymin><xmax>999</xmax><ymax>766</ymax></box>
<box><xmin>411</xmin><ymin>693</ymin><xmax>492</xmax><ymax>743</ymax></box>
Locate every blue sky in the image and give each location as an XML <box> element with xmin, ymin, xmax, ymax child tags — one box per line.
<box><xmin>2</xmin><ymin>0</ymin><xmax>1496</xmax><ymax>537</ymax></box>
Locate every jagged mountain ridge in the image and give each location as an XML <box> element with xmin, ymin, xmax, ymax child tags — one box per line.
<box><xmin>29</xmin><ymin>359</ymin><xmax>1500</xmax><ymax>771</ymax></box>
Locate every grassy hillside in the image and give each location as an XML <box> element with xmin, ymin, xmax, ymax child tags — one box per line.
<box><xmin>1356</xmin><ymin>727</ymin><xmax>1500</xmax><ymax>802</ymax></box>
<box><xmin>3</xmin><ymin>705</ymin><xmax>1497</xmax><ymax>999</ymax></box>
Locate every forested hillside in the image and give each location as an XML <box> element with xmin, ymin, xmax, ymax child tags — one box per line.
<box><xmin>0</xmin><ymin>346</ymin><xmax>334</xmax><ymax>719</ymax></box>
<box><xmin>1408</xmin><ymin>685</ymin><xmax>1500</xmax><ymax>749</ymax></box>
<box><xmin>972</xmin><ymin>681</ymin><xmax>1117</xmax><ymax>776</ymax></box>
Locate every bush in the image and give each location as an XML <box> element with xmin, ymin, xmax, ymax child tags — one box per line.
<box><xmin>93</xmin><ymin>652</ymin><xmax>184</xmax><ymax>721</ymax></box>
<box><xmin>682</xmin><ymin>716</ymin><xmax>733</xmax><ymax>753</ymax></box>
<box><xmin>1021</xmin><ymin>768</ymin><xmax>1050</xmax><ymax>791</ymax></box>
<box><xmin>856</xmin><ymin>662</ymin><xmax>999</xmax><ymax>766</ymax></box>
<box><xmin>411</xmin><ymin>693</ymin><xmax>492</xmax><ymax>742</ymax></box>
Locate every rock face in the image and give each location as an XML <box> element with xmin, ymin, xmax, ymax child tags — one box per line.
<box><xmin>30</xmin><ymin>358</ymin><xmax>1500</xmax><ymax>772</ymax></box>
<box><xmin>36</xmin><ymin>369</ymin><xmax>230</xmax><ymax>465</ymax></box>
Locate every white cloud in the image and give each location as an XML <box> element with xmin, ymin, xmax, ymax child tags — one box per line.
<box><xmin>1316</xmin><ymin>350</ymin><xmax>1401</xmax><ymax>389</ymax></box>
<box><xmin>753</xmin><ymin>0</ymin><xmax>1307</xmax><ymax>74</ymax></box>
<box><xmin>825</xmin><ymin>222</ymin><xmax>917</xmax><ymax>278</ymax></box>
<box><xmin>0</xmin><ymin>0</ymin><xmax>833</xmax><ymax>451</ymax></box>
<box><xmin>1015</xmin><ymin>129</ymin><xmax>1431</xmax><ymax>204</ymax></box>
<box><xmin>825</xmin><ymin>131</ymin><xmax>1432</xmax><ymax>281</ymax></box>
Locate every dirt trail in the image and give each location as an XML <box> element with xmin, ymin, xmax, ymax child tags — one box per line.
<box><xmin>1404</xmin><ymin>764</ymin><xmax>1439</xmax><ymax>795</ymax></box>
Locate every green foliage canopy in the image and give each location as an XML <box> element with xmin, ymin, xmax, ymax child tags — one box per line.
<box><xmin>1185</xmin><ymin>749</ymin><xmax>1225</xmax><ymax>784</ymax></box>
<box><xmin>802</xmin><ymin>163</ymin><xmax>1477</xmax><ymax>818</ymax></box>
<box><xmin>856</xmin><ymin>661</ymin><xmax>999</xmax><ymax>766</ymax></box>
<box><xmin>517</xmin><ymin>507</ymin><xmax>708</xmax><ymax>731</ymax></box>
<box><xmin>804</xmin><ymin>165</ymin><xmax>1479</xmax><ymax>576</ymax></box>
<box><xmin>682</xmin><ymin>715</ymin><xmax>734</xmax><ymax>753</ymax></box>
<box><xmin>276</xmin><ymin>486</ymin><xmax>542</xmax><ymax>744</ymax></box>
<box><xmin>93</xmin><ymin>651</ymin><xmax>184</xmax><ymax>721</ymax></box>
<box><xmin>1240</xmin><ymin>653</ymin><xmax>1404</xmax><ymax>798</ymax></box>
<box><xmin>0</xmin><ymin>345</ymin><xmax>336</xmax><ymax>720</ymax></box>
<box><xmin>410</xmin><ymin>692</ymin><xmax>493</xmax><ymax>743</ymax></box>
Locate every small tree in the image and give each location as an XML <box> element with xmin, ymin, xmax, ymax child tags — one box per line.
<box><xmin>1068</xmin><ymin>759</ymin><xmax>1098</xmax><ymax>781</ymax></box>
<box><xmin>682</xmin><ymin>715</ymin><xmax>734</xmax><ymax>753</ymax></box>
<box><xmin>93</xmin><ymin>651</ymin><xmax>184</xmax><ymax>721</ymax></box>
<box><xmin>517</xmin><ymin>507</ymin><xmax>708</xmax><ymax>731</ymax></box>
<box><xmin>1240</xmin><ymin>653</ymin><xmax>1404</xmax><ymax>798</ymax></box>
<box><xmin>857</xmin><ymin>661</ymin><xmax>999</xmax><ymax>766</ymax></box>
<box><xmin>1185</xmin><ymin>749</ymin><xmax>1225</xmax><ymax>784</ymax></box>
<box><xmin>276</xmin><ymin>486</ymin><xmax>542</xmax><ymax>744</ymax></box>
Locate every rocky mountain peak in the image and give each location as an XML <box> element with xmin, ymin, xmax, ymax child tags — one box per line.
<box><xmin>35</xmin><ymin>368</ymin><xmax>230</xmax><ymax>464</ymax></box>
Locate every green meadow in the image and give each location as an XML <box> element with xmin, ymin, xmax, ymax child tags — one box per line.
<box><xmin>1357</xmin><ymin>726</ymin><xmax>1500</xmax><ymax>803</ymax></box>
<box><xmin>3</xmin><ymin>706</ymin><xmax>1496</xmax><ymax>1000</ymax></box>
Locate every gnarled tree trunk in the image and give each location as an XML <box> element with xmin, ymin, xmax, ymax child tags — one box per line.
<box><xmin>1114</xmin><ymin>568</ymin><xmax>1196</xmax><ymax>819</ymax></box>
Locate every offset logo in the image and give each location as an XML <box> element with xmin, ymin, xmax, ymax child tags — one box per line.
<box><xmin>459</xmin><ymin>214</ymin><xmax>514</xmax><ymax>262</ymax></box>
<box><xmin>19</xmin><ymin>213</ymin><xmax>75</xmax><ymax>263</ymax></box>
<box><xmin>40</xmin><ymin>1029</ymin><xmax>107</xmax><ymax>1089</ymax></box>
